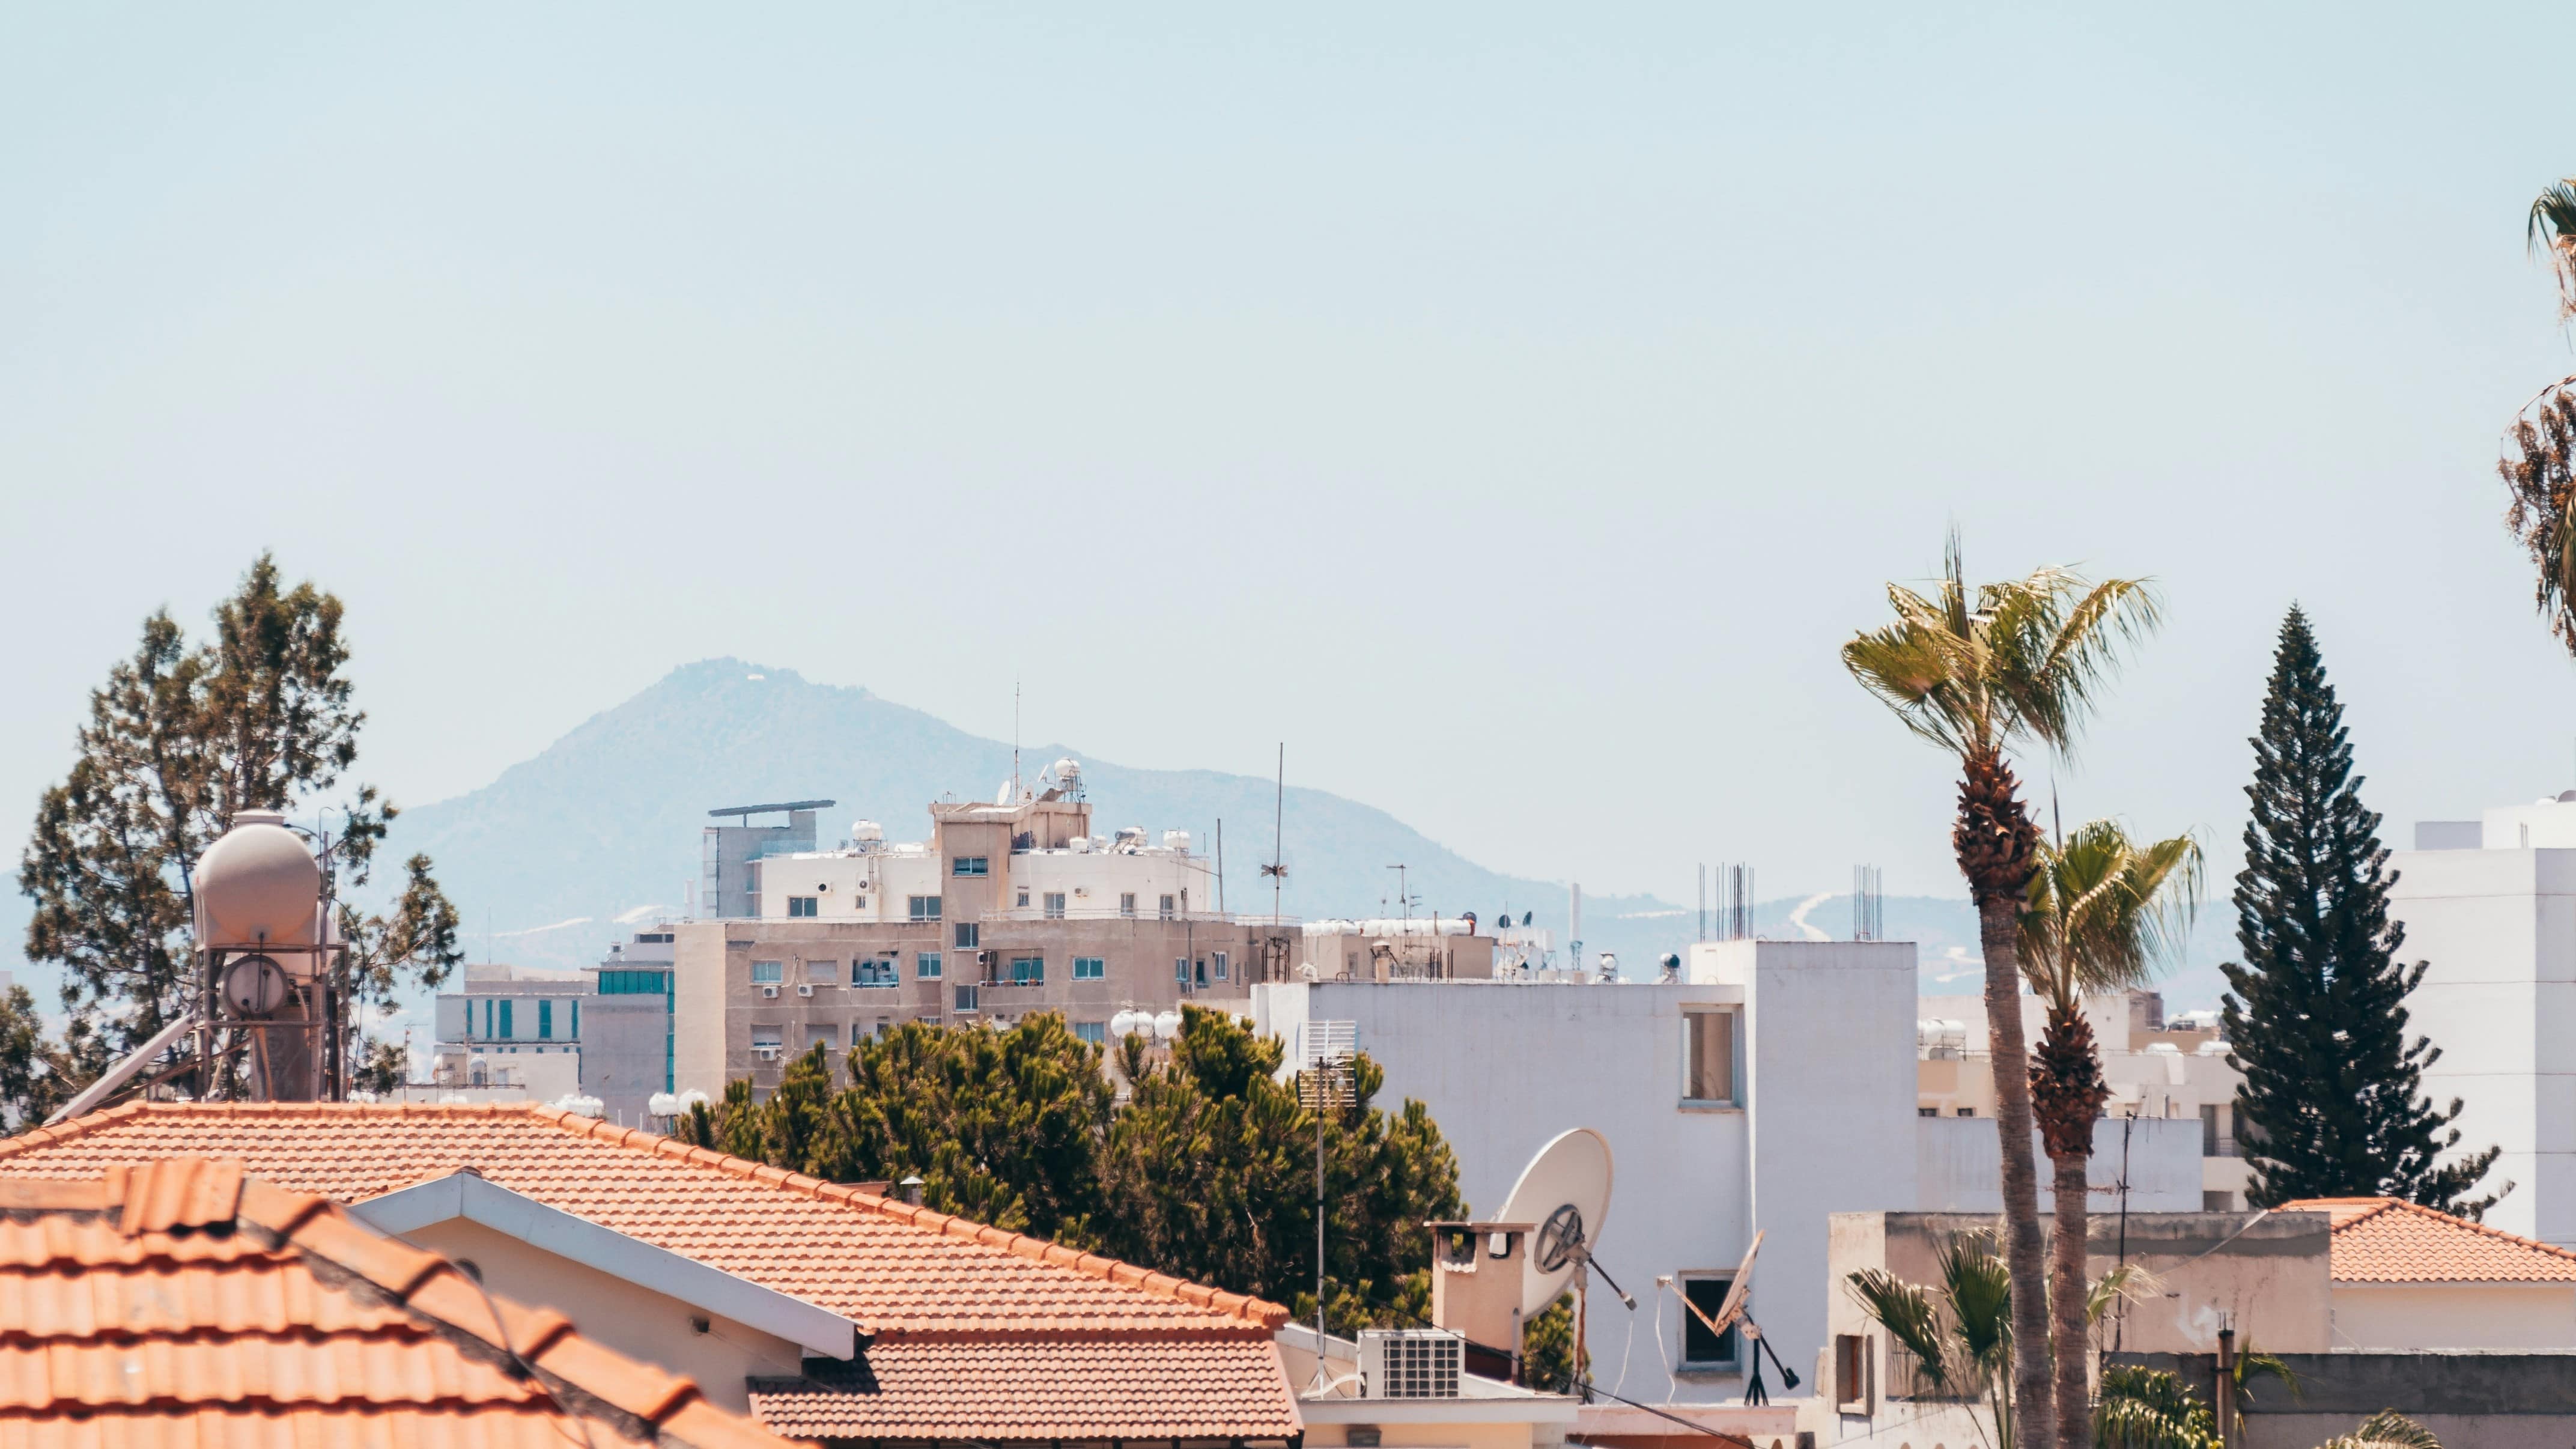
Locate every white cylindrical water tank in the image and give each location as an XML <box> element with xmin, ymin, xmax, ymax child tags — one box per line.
<box><xmin>1111</xmin><ymin>1009</ymin><xmax>1144</xmax><ymax>1039</ymax></box>
<box><xmin>1152</xmin><ymin>1010</ymin><xmax>1182</xmax><ymax>1041</ymax></box>
<box><xmin>1163</xmin><ymin>830</ymin><xmax>1191</xmax><ymax>854</ymax></box>
<box><xmin>1054</xmin><ymin>758</ymin><xmax>1082</xmax><ymax>785</ymax></box>
<box><xmin>648</xmin><ymin>1092</ymin><xmax>678</xmax><ymax>1117</ymax></box>
<box><xmin>852</xmin><ymin>820</ymin><xmax>884</xmax><ymax>845</ymax></box>
<box><xmin>198</xmin><ymin>812</ymin><xmax>320</xmax><ymax>950</ymax></box>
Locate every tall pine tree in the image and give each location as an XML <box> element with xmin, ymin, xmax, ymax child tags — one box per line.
<box><xmin>2221</xmin><ymin>607</ymin><xmax>2502</xmax><ymax>1214</ymax></box>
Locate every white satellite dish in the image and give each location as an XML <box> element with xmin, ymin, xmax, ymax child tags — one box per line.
<box><xmin>1497</xmin><ymin>1127</ymin><xmax>1615</xmax><ymax>1316</ymax></box>
<box><xmin>1700</xmin><ymin>1230</ymin><xmax>1764</xmax><ymax>1341</ymax></box>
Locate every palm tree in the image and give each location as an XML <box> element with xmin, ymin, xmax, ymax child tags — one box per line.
<box><xmin>1847</xmin><ymin>1231</ymin><xmax>2017</xmax><ymax>1449</ymax></box>
<box><xmin>2019</xmin><ymin>821</ymin><xmax>2202</xmax><ymax>1445</ymax></box>
<box><xmin>1844</xmin><ymin>535</ymin><xmax>2160</xmax><ymax>1447</ymax></box>
<box><xmin>2501</xmin><ymin>180</ymin><xmax>2576</xmax><ymax>654</ymax></box>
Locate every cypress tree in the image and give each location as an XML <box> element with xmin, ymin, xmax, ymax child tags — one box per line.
<box><xmin>2220</xmin><ymin>607</ymin><xmax>2502</xmax><ymax>1215</ymax></box>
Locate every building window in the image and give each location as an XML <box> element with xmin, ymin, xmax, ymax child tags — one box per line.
<box><xmin>808</xmin><ymin>961</ymin><xmax>841</xmax><ymax>987</ymax></box>
<box><xmin>856</xmin><ymin>959</ymin><xmax>899</xmax><ymax>988</ymax></box>
<box><xmin>953</xmin><ymin>856</ymin><xmax>988</xmax><ymax>877</ymax></box>
<box><xmin>751</xmin><ymin>1025</ymin><xmax>783</xmax><ymax>1051</ymax></box>
<box><xmin>1955</xmin><ymin>1106</ymin><xmax>1975</xmax><ymax>1118</ymax></box>
<box><xmin>1074</xmin><ymin>1021</ymin><xmax>1107</xmax><ymax>1045</ymax></box>
<box><xmin>788</xmin><ymin>896</ymin><xmax>819</xmax><ymax>918</ymax></box>
<box><xmin>953</xmin><ymin>985</ymin><xmax>979</xmax><ymax>1013</ymax></box>
<box><xmin>1010</xmin><ymin>956</ymin><xmax>1045</xmax><ymax>986</ymax></box>
<box><xmin>809</xmin><ymin>1023</ymin><xmax>839</xmax><ymax>1050</ymax></box>
<box><xmin>1680</xmin><ymin>1275</ymin><xmax>1740</xmax><ymax>1368</ymax></box>
<box><xmin>1212</xmin><ymin>951</ymin><xmax>1229</xmax><ymax>982</ymax></box>
<box><xmin>2201</xmin><ymin>1104</ymin><xmax>2239</xmax><ymax>1157</ymax></box>
<box><xmin>1074</xmin><ymin>956</ymin><xmax>1105</xmax><ymax>981</ymax></box>
<box><xmin>918</xmin><ymin>952</ymin><xmax>943</xmax><ymax>980</ymax></box>
<box><xmin>1174</xmin><ymin>958</ymin><xmax>1190</xmax><ymax>986</ymax></box>
<box><xmin>2204</xmin><ymin>1190</ymin><xmax>2235</xmax><ymax>1211</ymax></box>
<box><xmin>1159</xmin><ymin>894</ymin><xmax>1176</xmax><ymax>920</ymax></box>
<box><xmin>538</xmin><ymin>1000</ymin><xmax>554</xmax><ymax>1040</ymax></box>
<box><xmin>1683</xmin><ymin>1010</ymin><xmax>1736</xmax><ymax>1104</ymax></box>
<box><xmin>1044</xmin><ymin>892</ymin><xmax>1067</xmax><ymax>919</ymax></box>
<box><xmin>498</xmin><ymin>1000</ymin><xmax>514</xmax><ymax>1039</ymax></box>
<box><xmin>1120</xmin><ymin>893</ymin><xmax>1137</xmax><ymax>917</ymax></box>
<box><xmin>909</xmin><ymin>895</ymin><xmax>943</xmax><ymax>922</ymax></box>
<box><xmin>481</xmin><ymin>999</ymin><xmax>493</xmax><ymax>1039</ymax></box>
<box><xmin>955</xmin><ymin>923</ymin><xmax>979</xmax><ymax>950</ymax></box>
<box><xmin>1016</xmin><ymin>889</ymin><xmax>1031</xmax><ymax>908</ymax></box>
<box><xmin>571</xmin><ymin>1000</ymin><xmax>579</xmax><ymax>1038</ymax></box>
<box><xmin>750</xmin><ymin>961</ymin><xmax>783</xmax><ymax>985</ymax></box>
<box><xmin>1835</xmin><ymin>1334</ymin><xmax>1870</xmax><ymax>1412</ymax></box>
<box><xmin>1918</xmin><ymin>1106</ymin><xmax>1940</xmax><ymax>1118</ymax></box>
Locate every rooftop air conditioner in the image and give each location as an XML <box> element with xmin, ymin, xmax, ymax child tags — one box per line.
<box><xmin>755</xmin><ymin>1045</ymin><xmax>781</xmax><ymax>1061</ymax></box>
<box><xmin>797</xmin><ymin>983</ymin><xmax>815</xmax><ymax>997</ymax></box>
<box><xmin>1358</xmin><ymin>1329</ymin><xmax>1461</xmax><ymax>1399</ymax></box>
<box><xmin>761</xmin><ymin>985</ymin><xmax>780</xmax><ymax>998</ymax></box>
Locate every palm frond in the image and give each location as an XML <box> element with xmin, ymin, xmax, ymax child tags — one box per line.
<box><xmin>1842</xmin><ymin>538</ymin><xmax>2159</xmax><ymax>773</ymax></box>
<box><xmin>1845</xmin><ymin>1269</ymin><xmax>1952</xmax><ymax>1397</ymax></box>
<box><xmin>2530</xmin><ymin>179</ymin><xmax>2576</xmax><ymax>321</ymax></box>
<box><xmin>2094</xmin><ymin>1366</ymin><xmax>2216</xmax><ymax>1449</ymax></box>
<box><xmin>2085</xmin><ymin>1261</ymin><xmax>2160</xmax><ymax>1326</ymax></box>
<box><xmin>2318</xmin><ymin>1410</ymin><xmax>2440</xmax><ymax>1449</ymax></box>
<box><xmin>1936</xmin><ymin>1230</ymin><xmax>2014</xmax><ymax>1375</ymax></box>
<box><xmin>2020</xmin><ymin>821</ymin><xmax>2203</xmax><ymax>1007</ymax></box>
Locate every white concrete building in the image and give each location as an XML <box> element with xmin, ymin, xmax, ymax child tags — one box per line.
<box><xmin>1254</xmin><ymin>940</ymin><xmax>1921</xmax><ymax>1406</ymax></box>
<box><xmin>1915</xmin><ymin>988</ymin><xmax>2250</xmax><ymax>1210</ymax></box>
<box><xmin>2390</xmin><ymin>795</ymin><xmax>2576</xmax><ymax>1247</ymax></box>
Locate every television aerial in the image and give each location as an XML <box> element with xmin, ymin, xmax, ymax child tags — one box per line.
<box><xmin>1668</xmin><ymin>1230</ymin><xmax>1802</xmax><ymax>1403</ymax></box>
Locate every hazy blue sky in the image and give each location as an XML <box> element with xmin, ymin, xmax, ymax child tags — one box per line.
<box><xmin>8</xmin><ymin>5</ymin><xmax>2576</xmax><ymax>961</ymax></box>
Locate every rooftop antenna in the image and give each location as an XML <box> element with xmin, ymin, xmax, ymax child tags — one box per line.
<box><xmin>1260</xmin><ymin>745</ymin><xmax>1289</xmax><ymax>925</ymax></box>
<box><xmin>1012</xmin><ymin>681</ymin><xmax>1022</xmax><ymax>804</ymax></box>
<box><xmin>1386</xmin><ymin>864</ymin><xmax>1414</xmax><ymax>923</ymax></box>
<box><xmin>1301</xmin><ymin>1019</ymin><xmax>1357</xmax><ymax>1387</ymax></box>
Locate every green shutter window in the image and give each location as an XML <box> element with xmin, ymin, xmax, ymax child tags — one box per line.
<box><xmin>499</xmin><ymin>1000</ymin><xmax>514</xmax><ymax>1039</ymax></box>
<box><xmin>539</xmin><ymin>1000</ymin><xmax>553</xmax><ymax>1040</ymax></box>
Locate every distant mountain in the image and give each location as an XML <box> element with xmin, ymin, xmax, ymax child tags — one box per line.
<box><xmin>2</xmin><ymin>660</ymin><xmax>2002</xmax><ymax>1015</ymax></box>
<box><xmin>380</xmin><ymin>659</ymin><xmax>1984</xmax><ymax>980</ymax></box>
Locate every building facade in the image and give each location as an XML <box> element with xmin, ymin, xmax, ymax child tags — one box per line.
<box><xmin>2391</xmin><ymin>794</ymin><xmax>2576</xmax><ymax>1247</ymax></box>
<box><xmin>430</xmin><ymin>946</ymin><xmax>673</xmax><ymax>1126</ymax></box>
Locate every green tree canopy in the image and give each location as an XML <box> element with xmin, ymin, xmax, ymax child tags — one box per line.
<box><xmin>682</xmin><ymin>1007</ymin><xmax>1463</xmax><ymax>1329</ymax></box>
<box><xmin>16</xmin><ymin>556</ymin><xmax>462</xmax><ymax>1117</ymax></box>
<box><xmin>2220</xmin><ymin>606</ymin><xmax>2500</xmax><ymax>1215</ymax></box>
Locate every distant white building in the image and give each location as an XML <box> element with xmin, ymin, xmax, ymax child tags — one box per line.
<box><xmin>2390</xmin><ymin>794</ymin><xmax>2576</xmax><ymax>1247</ymax></box>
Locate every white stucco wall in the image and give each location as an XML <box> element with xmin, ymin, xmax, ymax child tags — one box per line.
<box><xmin>1253</xmin><ymin>979</ymin><xmax>1753</xmax><ymax>1403</ymax></box>
<box><xmin>1914</xmin><ymin>1115</ymin><xmax>2202</xmax><ymax>1212</ymax></box>
<box><xmin>2386</xmin><ymin>842</ymin><xmax>2576</xmax><ymax>1245</ymax></box>
<box><xmin>2330</xmin><ymin>1281</ymin><xmax>2576</xmax><ymax>1350</ymax></box>
<box><xmin>1253</xmin><ymin>942</ymin><xmax>1918</xmax><ymax>1406</ymax></box>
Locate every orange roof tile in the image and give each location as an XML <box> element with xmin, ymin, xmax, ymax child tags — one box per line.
<box><xmin>0</xmin><ymin>1104</ymin><xmax>1301</xmax><ymax>1443</ymax></box>
<box><xmin>750</xmin><ymin>1338</ymin><xmax>1302</xmax><ymax>1441</ymax></box>
<box><xmin>0</xmin><ymin>1158</ymin><xmax>791</xmax><ymax>1448</ymax></box>
<box><xmin>0</xmin><ymin>1103</ymin><xmax>1287</xmax><ymax>1337</ymax></box>
<box><xmin>2282</xmin><ymin>1196</ymin><xmax>2576</xmax><ymax>1283</ymax></box>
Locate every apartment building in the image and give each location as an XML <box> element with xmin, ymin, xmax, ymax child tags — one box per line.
<box><xmin>676</xmin><ymin>769</ymin><xmax>1482</xmax><ymax>1097</ymax></box>
<box><xmin>429</xmin><ymin>940</ymin><xmax>673</xmax><ymax>1125</ymax></box>
<box><xmin>2389</xmin><ymin>792</ymin><xmax>2576</xmax><ymax>1247</ymax></box>
<box><xmin>1915</xmin><ymin>987</ymin><xmax>2253</xmax><ymax>1209</ymax></box>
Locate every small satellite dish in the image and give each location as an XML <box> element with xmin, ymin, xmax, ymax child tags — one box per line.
<box><xmin>1497</xmin><ymin>1128</ymin><xmax>1614</xmax><ymax>1316</ymax></box>
<box><xmin>995</xmin><ymin>779</ymin><xmax>1015</xmax><ymax>806</ymax></box>
<box><xmin>1703</xmin><ymin>1230</ymin><xmax>1764</xmax><ymax>1340</ymax></box>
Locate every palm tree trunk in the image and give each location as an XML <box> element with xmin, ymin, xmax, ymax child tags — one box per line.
<box><xmin>1975</xmin><ymin>892</ymin><xmax>2054</xmax><ymax>1449</ymax></box>
<box><xmin>1955</xmin><ymin>747</ymin><xmax>2052</xmax><ymax>1448</ymax></box>
<box><xmin>2050</xmin><ymin>1146</ymin><xmax>2091</xmax><ymax>1449</ymax></box>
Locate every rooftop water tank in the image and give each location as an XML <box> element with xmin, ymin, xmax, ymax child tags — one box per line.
<box><xmin>1163</xmin><ymin>830</ymin><xmax>1192</xmax><ymax>854</ymax></box>
<box><xmin>197</xmin><ymin>812</ymin><xmax>320</xmax><ymax>951</ymax></box>
<box><xmin>1152</xmin><ymin>1010</ymin><xmax>1183</xmax><ymax>1041</ymax></box>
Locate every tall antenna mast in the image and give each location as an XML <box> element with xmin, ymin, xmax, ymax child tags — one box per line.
<box><xmin>1012</xmin><ymin>681</ymin><xmax>1022</xmax><ymax>802</ymax></box>
<box><xmin>1260</xmin><ymin>745</ymin><xmax>1288</xmax><ymax>926</ymax></box>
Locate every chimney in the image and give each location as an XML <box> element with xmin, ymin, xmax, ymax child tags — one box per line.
<box><xmin>1427</xmin><ymin>1221</ymin><xmax>1534</xmax><ymax>1381</ymax></box>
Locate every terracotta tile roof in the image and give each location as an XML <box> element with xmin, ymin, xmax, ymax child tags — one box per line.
<box><xmin>2282</xmin><ymin>1196</ymin><xmax>2576</xmax><ymax>1283</ymax></box>
<box><xmin>0</xmin><ymin>1158</ymin><xmax>790</xmax><ymax>1448</ymax></box>
<box><xmin>0</xmin><ymin>1103</ymin><xmax>1287</xmax><ymax>1337</ymax></box>
<box><xmin>750</xmin><ymin>1338</ymin><xmax>1301</xmax><ymax>1441</ymax></box>
<box><xmin>0</xmin><ymin>1104</ymin><xmax>1301</xmax><ymax>1443</ymax></box>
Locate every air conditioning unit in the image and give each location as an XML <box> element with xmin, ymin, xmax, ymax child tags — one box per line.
<box><xmin>797</xmin><ymin>983</ymin><xmax>815</xmax><ymax>997</ymax></box>
<box><xmin>755</xmin><ymin>1045</ymin><xmax>781</xmax><ymax>1061</ymax></box>
<box><xmin>1358</xmin><ymin>1329</ymin><xmax>1461</xmax><ymax>1399</ymax></box>
<box><xmin>761</xmin><ymin>985</ymin><xmax>780</xmax><ymax>998</ymax></box>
